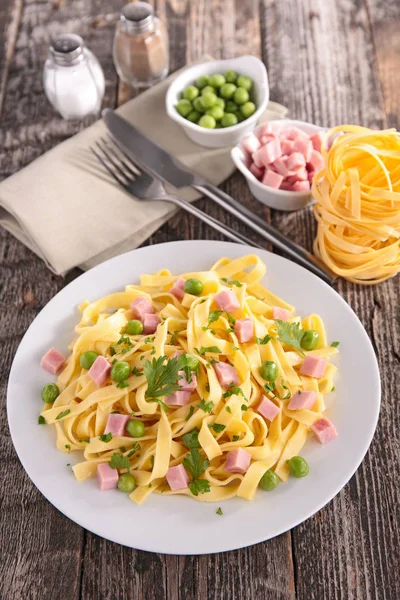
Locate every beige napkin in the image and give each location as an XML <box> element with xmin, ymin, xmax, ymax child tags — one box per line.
<box><xmin>0</xmin><ymin>60</ymin><xmax>287</xmax><ymax>275</ymax></box>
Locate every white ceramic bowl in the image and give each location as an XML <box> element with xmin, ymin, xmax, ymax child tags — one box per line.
<box><xmin>166</xmin><ymin>56</ymin><xmax>269</xmax><ymax>148</ymax></box>
<box><xmin>231</xmin><ymin>119</ymin><xmax>326</xmax><ymax>211</ymax></box>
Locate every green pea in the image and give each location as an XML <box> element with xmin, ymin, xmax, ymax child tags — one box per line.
<box><xmin>193</xmin><ymin>96</ymin><xmax>206</xmax><ymax>113</ymax></box>
<box><xmin>287</xmin><ymin>456</ymin><xmax>309</xmax><ymax>478</ymax></box>
<box><xmin>184</xmin><ymin>278</ymin><xmax>204</xmax><ymax>295</ymax></box>
<box><xmin>183</xmin><ymin>85</ymin><xmax>199</xmax><ymax>101</ymax></box>
<box><xmin>225</xmin><ymin>70</ymin><xmax>238</xmax><ymax>83</ymax></box>
<box><xmin>80</xmin><ymin>351</ymin><xmax>99</xmax><ymax>371</ymax></box>
<box><xmin>225</xmin><ymin>101</ymin><xmax>238</xmax><ymax>113</ymax></box>
<box><xmin>301</xmin><ymin>330</ymin><xmax>319</xmax><ymax>351</ymax></box>
<box><xmin>198</xmin><ymin>115</ymin><xmax>216</xmax><ymax>129</ymax></box>
<box><xmin>220</xmin><ymin>83</ymin><xmax>237</xmax><ymax>99</ymax></box>
<box><xmin>111</xmin><ymin>361</ymin><xmax>131</xmax><ymax>382</ymax></box>
<box><xmin>221</xmin><ymin>113</ymin><xmax>238</xmax><ymax>128</ymax></box>
<box><xmin>240</xmin><ymin>101</ymin><xmax>256</xmax><ymax>118</ymax></box>
<box><xmin>206</xmin><ymin>106</ymin><xmax>224</xmax><ymax>121</ymax></box>
<box><xmin>117</xmin><ymin>473</ymin><xmax>136</xmax><ymax>493</ymax></box>
<box><xmin>201</xmin><ymin>91</ymin><xmax>218</xmax><ymax>108</ymax></box>
<box><xmin>187</xmin><ymin>110</ymin><xmax>201</xmax><ymax>123</ymax></box>
<box><xmin>233</xmin><ymin>87</ymin><xmax>250</xmax><ymax>105</ymax></box>
<box><xmin>176</xmin><ymin>99</ymin><xmax>192</xmax><ymax>117</ymax></box>
<box><xmin>125</xmin><ymin>320</ymin><xmax>144</xmax><ymax>335</ymax></box>
<box><xmin>259</xmin><ymin>469</ymin><xmax>280</xmax><ymax>491</ymax></box>
<box><xmin>126</xmin><ymin>419</ymin><xmax>145</xmax><ymax>438</ymax></box>
<box><xmin>196</xmin><ymin>75</ymin><xmax>210</xmax><ymax>89</ymax></box>
<box><xmin>183</xmin><ymin>354</ymin><xmax>199</xmax><ymax>370</ymax></box>
<box><xmin>214</xmin><ymin>97</ymin><xmax>225</xmax><ymax>109</ymax></box>
<box><xmin>259</xmin><ymin>360</ymin><xmax>278</xmax><ymax>381</ymax></box>
<box><xmin>201</xmin><ymin>85</ymin><xmax>215</xmax><ymax>96</ymax></box>
<box><xmin>41</xmin><ymin>383</ymin><xmax>60</xmax><ymax>404</ymax></box>
<box><xmin>236</xmin><ymin>75</ymin><xmax>253</xmax><ymax>91</ymax></box>
<box><xmin>209</xmin><ymin>73</ymin><xmax>226</xmax><ymax>88</ymax></box>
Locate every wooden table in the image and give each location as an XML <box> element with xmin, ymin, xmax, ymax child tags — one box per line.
<box><xmin>1</xmin><ymin>1</ymin><xmax>399</xmax><ymax>599</ymax></box>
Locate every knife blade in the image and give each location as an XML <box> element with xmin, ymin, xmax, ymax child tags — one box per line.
<box><xmin>102</xmin><ymin>109</ymin><xmax>336</xmax><ymax>285</ymax></box>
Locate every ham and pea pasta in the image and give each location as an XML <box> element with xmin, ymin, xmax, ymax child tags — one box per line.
<box><xmin>39</xmin><ymin>255</ymin><xmax>339</xmax><ymax>504</ymax></box>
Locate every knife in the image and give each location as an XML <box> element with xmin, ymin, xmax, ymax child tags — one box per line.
<box><xmin>102</xmin><ymin>109</ymin><xmax>336</xmax><ymax>285</ymax></box>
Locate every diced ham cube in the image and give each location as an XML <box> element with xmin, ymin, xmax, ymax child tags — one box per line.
<box><xmin>310</xmin><ymin>132</ymin><xmax>324</xmax><ymax>153</ymax></box>
<box><xmin>213</xmin><ymin>362</ymin><xmax>240</xmax><ymax>387</ymax></box>
<box><xmin>311</xmin><ymin>417</ymin><xmax>338</xmax><ymax>444</ymax></box>
<box><xmin>286</xmin><ymin>152</ymin><xmax>306</xmax><ymax>171</ymax></box>
<box><xmin>130</xmin><ymin>297</ymin><xmax>154</xmax><ymax>321</ymax></box>
<box><xmin>307</xmin><ymin>149</ymin><xmax>325</xmax><ymax>173</ymax></box>
<box><xmin>257</xmin><ymin>122</ymin><xmax>277</xmax><ymax>138</ymax></box>
<box><xmin>88</xmin><ymin>356</ymin><xmax>111</xmax><ymax>387</ymax></box>
<box><xmin>292</xmin><ymin>138</ymin><xmax>313</xmax><ymax>162</ymax></box>
<box><xmin>234</xmin><ymin>318</ymin><xmax>254</xmax><ymax>343</ymax></box>
<box><xmin>225</xmin><ymin>448</ymin><xmax>251</xmax><ymax>474</ymax></box>
<box><xmin>41</xmin><ymin>348</ymin><xmax>66</xmax><ymax>375</ymax></box>
<box><xmin>178</xmin><ymin>370</ymin><xmax>197</xmax><ymax>392</ymax></box>
<box><xmin>288</xmin><ymin>389</ymin><xmax>317</xmax><ymax>410</ymax></box>
<box><xmin>169</xmin><ymin>278</ymin><xmax>185</xmax><ymax>301</ymax></box>
<box><xmin>165</xmin><ymin>390</ymin><xmax>192</xmax><ymax>406</ymax></box>
<box><xmin>292</xmin><ymin>180</ymin><xmax>310</xmax><ymax>192</ymax></box>
<box><xmin>143</xmin><ymin>313</ymin><xmax>160</xmax><ymax>334</ymax></box>
<box><xmin>261</xmin><ymin>134</ymin><xmax>276</xmax><ymax>145</ymax></box>
<box><xmin>166</xmin><ymin>464</ymin><xmax>190</xmax><ymax>490</ymax></box>
<box><xmin>214</xmin><ymin>289</ymin><xmax>240</xmax><ymax>313</ymax></box>
<box><xmin>280</xmin><ymin>181</ymin><xmax>295</xmax><ymax>191</ymax></box>
<box><xmin>281</xmin><ymin>139</ymin><xmax>294</xmax><ymax>155</ymax></box>
<box><xmin>249</xmin><ymin>162</ymin><xmax>264</xmax><ymax>179</ymax></box>
<box><xmin>272</xmin><ymin>157</ymin><xmax>289</xmax><ymax>177</ymax></box>
<box><xmin>308</xmin><ymin>171</ymin><xmax>315</xmax><ymax>185</ymax></box>
<box><xmin>262</xmin><ymin>169</ymin><xmax>283</xmax><ymax>189</ymax></box>
<box><xmin>242</xmin><ymin>133</ymin><xmax>261</xmax><ymax>155</ymax></box>
<box><xmin>104</xmin><ymin>413</ymin><xmax>130</xmax><ymax>436</ymax></box>
<box><xmin>257</xmin><ymin>395</ymin><xmax>280</xmax><ymax>421</ymax></box>
<box><xmin>286</xmin><ymin>127</ymin><xmax>309</xmax><ymax>141</ymax></box>
<box><xmin>253</xmin><ymin>138</ymin><xmax>282</xmax><ymax>167</ymax></box>
<box><xmin>287</xmin><ymin>167</ymin><xmax>308</xmax><ymax>183</ymax></box>
<box><xmin>97</xmin><ymin>463</ymin><xmax>118</xmax><ymax>491</ymax></box>
<box><xmin>272</xmin><ymin>306</ymin><xmax>291</xmax><ymax>320</ymax></box>
<box><xmin>300</xmin><ymin>355</ymin><xmax>327</xmax><ymax>379</ymax></box>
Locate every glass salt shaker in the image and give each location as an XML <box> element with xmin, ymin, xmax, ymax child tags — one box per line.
<box><xmin>43</xmin><ymin>34</ymin><xmax>105</xmax><ymax>120</ymax></box>
<box><xmin>113</xmin><ymin>2</ymin><xmax>169</xmax><ymax>88</ymax></box>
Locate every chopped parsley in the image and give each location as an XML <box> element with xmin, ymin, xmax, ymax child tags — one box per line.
<box><xmin>110</xmin><ymin>335</ymin><xmax>132</xmax><ymax>356</ymax></box>
<box><xmin>225</xmin><ymin>406</ymin><xmax>232</xmax><ymax>414</ymax></box>
<box><xmin>144</xmin><ymin>336</ymin><xmax>155</xmax><ymax>344</ymax></box>
<box><xmin>38</xmin><ymin>415</ymin><xmax>46</xmax><ymax>425</ymax></box>
<box><xmin>185</xmin><ymin>406</ymin><xmax>195</xmax><ymax>421</ymax></box>
<box><xmin>232</xmin><ymin>435</ymin><xmax>240</xmax><ymax>442</ymax></box>
<box><xmin>224</xmin><ymin>311</ymin><xmax>236</xmax><ymax>325</ymax></box>
<box><xmin>256</xmin><ymin>334</ymin><xmax>272</xmax><ymax>345</ymax></box>
<box><xmin>330</xmin><ymin>341</ymin><xmax>340</xmax><ymax>348</ymax></box>
<box><xmin>150</xmin><ymin>455</ymin><xmax>155</xmax><ymax>468</ymax></box>
<box><xmin>220</xmin><ymin>277</ymin><xmax>243</xmax><ymax>287</ymax></box>
<box><xmin>216</xmin><ymin>507</ymin><xmax>223</xmax><ymax>516</ymax></box>
<box><xmin>127</xmin><ymin>443</ymin><xmax>140</xmax><ymax>457</ymax></box>
<box><xmin>131</xmin><ymin>367</ymin><xmax>143</xmax><ymax>376</ymax></box>
<box><xmin>65</xmin><ymin>444</ymin><xmax>71</xmax><ymax>453</ymax></box>
<box><xmin>205</xmin><ymin>384</ymin><xmax>210</xmax><ymax>393</ymax></box>
<box><xmin>80</xmin><ymin>438</ymin><xmax>90</xmax><ymax>444</ymax></box>
<box><xmin>231</xmin><ymin>345</ymin><xmax>240</xmax><ymax>351</ymax></box>
<box><xmin>182</xmin><ymin>428</ymin><xmax>201</xmax><ymax>449</ymax></box>
<box><xmin>99</xmin><ymin>432</ymin><xmax>113</xmax><ymax>443</ymax></box>
<box><xmin>241</xmin><ymin>404</ymin><xmax>248</xmax><ymax>411</ymax></box>
<box><xmin>55</xmin><ymin>409</ymin><xmax>71</xmax><ymax>420</ymax></box>
<box><xmin>195</xmin><ymin>346</ymin><xmax>222</xmax><ymax>356</ymax></box>
<box><xmin>116</xmin><ymin>381</ymin><xmax>130</xmax><ymax>389</ymax></box>
<box><xmin>208</xmin><ymin>423</ymin><xmax>226</xmax><ymax>433</ymax></box>
<box><xmin>203</xmin><ymin>310</ymin><xmax>223</xmax><ymax>330</ymax></box>
<box><xmin>109</xmin><ymin>453</ymin><xmax>130</xmax><ymax>470</ymax></box>
<box><xmin>198</xmin><ymin>399</ymin><xmax>214</xmax><ymax>413</ymax></box>
<box><xmin>280</xmin><ymin>380</ymin><xmax>291</xmax><ymax>399</ymax></box>
<box><xmin>331</xmin><ymin>386</ymin><xmax>336</xmax><ymax>392</ymax></box>
<box><xmin>183</xmin><ymin>448</ymin><xmax>210</xmax><ymax>496</ymax></box>
<box><xmin>222</xmin><ymin>384</ymin><xmax>246</xmax><ymax>400</ymax></box>
<box><xmin>275</xmin><ymin>320</ymin><xmax>305</xmax><ymax>355</ymax></box>
<box><xmin>119</xmin><ymin>446</ymin><xmax>126</xmax><ymax>452</ymax></box>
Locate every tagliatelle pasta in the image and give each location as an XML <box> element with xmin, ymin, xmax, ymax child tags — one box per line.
<box><xmin>312</xmin><ymin>125</ymin><xmax>400</xmax><ymax>284</ymax></box>
<box><xmin>40</xmin><ymin>255</ymin><xmax>339</xmax><ymax>504</ymax></box>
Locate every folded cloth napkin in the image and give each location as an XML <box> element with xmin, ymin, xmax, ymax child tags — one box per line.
<box><xmin>0</xmin><ymin>59</ymin><xmax>287</xmax><ymax>275</ymax></box>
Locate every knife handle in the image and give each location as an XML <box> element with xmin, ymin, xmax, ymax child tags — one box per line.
<box><xmin>193</xmin><ymin>183</ymin><xmax>336</xmax><ymax>286</ymax></box>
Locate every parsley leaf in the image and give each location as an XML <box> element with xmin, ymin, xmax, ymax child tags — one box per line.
<box><xmin>195</xmin><ymin>346</ymin><xmax>222</xmax><ymax>356</ymax></box>
<box><xmin>232</xmin><ymin>435</ymin><xmax>240</xmax><ymax>441</ymax></box>
<box><xmin>65</xmin><ymin>444</ymin><xmax>71</xmax><ymax>453</ymax></box>
<box><xmin>198</xmin><ymin>399</ymin><xmax>214</xmax><ymax>413</ymax></box>
<box><xmin>331</xmin><ymin>386</ymin><xmax>336</xmax><ymax>392</ymax></box>
<box><xmin>231</xmin><ymin>345</ymin><xmax>240</xmax><ymax>351</ymax></box>
<box><xmin>99</xmin><ymin>432</ymin><xmax>113</xmax><ymax>443</ymax></box>
<box><xmin>148</xmin><ymin>398</ymin><xmax>170</xmax><ymax>412</ymax></box>
<box><xmin>264</xmin><ymin>382</ymin><xmax>276</xmax><ymax>396</ymax></box>
<box><xmin>109</xmin><ymin>453</ymin><xmax>130</xmax><ymax>470</ymax></box>
<box><xmin>256</xmin><ymin>334</ymin><xmax>272</xmax><ymax>345</ymax></box>
<box><xmin>116</xmin><ymin>381</ymin><xmax>130</xmax><ymax>389</ymax></box>
<box><xmin>208</xmin><ymin>423</ymin><xmax>226</xmax><ymax>433</ymax></box>
<box><xmin>280</xmin><ymin>380</ymin><xmax>291</xmax><ymax>400</ymax></box>
<box><xmin>80</xmin><ymin>438</ymin><xmax>90</xmax><ymax>444</ymax></box>
<box><xmin>275</xmin><ymin>320</ymin><xmax>305</xmax><ymax>355</ymax></box>
<box><xmin>205</xmin><ymin>384</ymin><xmax>210</xmax><ymax>393</ymax></box>
<box><xmin>38</xmin><ymin>415</ymin><xmax>46</xmax><ymax>425</ymax></box>
<box><xmin>55</xmin><ymin>409</ymin><xmax>71</xmax><ymax>420</ymax></box>
<box><xmin>222</xmin><ymin>384</ymin><xmax>246</xmax><ymax>400</ymax></box>
<box><xmin>224</xmin><ymin>310</ymin><xmax>236</xmax><ymax>325</ymax></box>
<box><xmin>216</xmin><ymin>507</ymin><xmax>223</xmax><ymax>515</ymax></box>
<box><xmin>110</xmin><ymin>335</ymin><xmax>132</xmax><ymax>356</ymax></box>
<box><xmin>182</xmin><ymin>428</ymin><xmax>201</xmax><ymax>449</ymax></box>
<box><xmin>127</xmin><ymin>443</ymin><xmax>140</xmax><ymax>457</ymax></box>
<box><xmin>131</xmin><ymin>367</ymin><xmax>143</xmax><ymax>376</ymax></box>
<box><xmin>144</xmin><ymin>355</ymin><xmax>183</xmax><ymax>400</ymax></box>
<box><xmin>220</xmin><ymin>277</ymin><xmax>243</xmax><ymax>287</ymax></box>
<box><xmin>205</xmin><ymin>310</ymin><xmax>223</xmax><ymax>329</ymax></box>
<box><xmin>330</xmin><ymin>341</ymin><xmax>340</xmax><ymax>348</ymax></box>
<box><xmin>241</xmin><ymin>404</ymin><xmax>248</xmax><ymax>411</ymax></box>
<box><xmin>150</xmin><ymin>455</ymin><xmax>155</xmax><ymax>468</ymax></box>
<box><xmin>225</xmin><ymin>406</ymin><xmax>232</xmax><ymax>414</ymax></box>
<box><xmin>185</xmin><ymin>406</ymin><xmax>195</xmax><ymax>421</ymax></box>
<box><xmin>183</xmin><ymin>448</ymin><xmax>210</xmax><ymax>496</ymax></box>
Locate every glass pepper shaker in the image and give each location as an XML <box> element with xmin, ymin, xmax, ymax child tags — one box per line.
<box><xmin>113</xmin><ymin>2</ymin><xmax>169</xmax><ymax>88</ymax></box>
<box><xmin>43</xmin><ymin>34</ymin><xmax>105</xmax><ymax>120</ymax></box>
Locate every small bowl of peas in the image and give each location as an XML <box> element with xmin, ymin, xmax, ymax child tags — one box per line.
<box><xmin>166</xmin><ymin>56</ymin><xmax>269</xmax><ymax>148</ymax></box>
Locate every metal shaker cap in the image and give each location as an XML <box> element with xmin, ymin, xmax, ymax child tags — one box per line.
<box><xmin>50</xmin><ymin>34</ymin><xmax>84</xmax><ymax>65</ymax></box>
<box><xmin>121</xmin><ymin>2</ymin><xmax>154</xmax><ymax>32</ymax></box>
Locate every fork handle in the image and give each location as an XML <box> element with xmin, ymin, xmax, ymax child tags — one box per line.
<box><xmin>193</xmin><ymin>183</ymin><xmax>336</xmax><ymax>285</ymax></box>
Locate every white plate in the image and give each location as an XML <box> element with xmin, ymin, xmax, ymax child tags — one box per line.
<box><xmin>7</xmin><ymin>241</ymin><xmax>380</xmax><ymax>555</ymax></box>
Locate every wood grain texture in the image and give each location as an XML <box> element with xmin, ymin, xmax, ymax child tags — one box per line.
<box><xmin>0</xmin><ymin>1</ymin><xmax>399</xmax><ymax>599</ymax></box>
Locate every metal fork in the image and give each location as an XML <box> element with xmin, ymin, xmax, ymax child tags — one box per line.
<box><xmin>91</xmin><ymin>137</ymin><xmax>280</xmax><ymax>249</ymax></box>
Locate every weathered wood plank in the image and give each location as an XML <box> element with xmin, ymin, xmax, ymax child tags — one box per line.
<box><xmin>0</xmin><ymin>0</ymin><xmax>23</xmax><ymax>117</ymax></box>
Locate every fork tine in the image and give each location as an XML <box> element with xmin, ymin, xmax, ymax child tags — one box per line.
<box><xmin>95</xmin><ymin>140</ymin><xmax>131</xmax><ymax>183</ymax></box>
<box><xmin>100</xmin><ymin>137</ymin><xmax>138</xmax><ymax>179</ymax></box>
<box><xmin>90</xmin><ymin>146</ymin><xmax>129</xmax><ymax>189</ymax></box>
<box><xmin>107</xmin><ymin>136</ymin><xmax>153</xmax><ymax>182</ymax></box>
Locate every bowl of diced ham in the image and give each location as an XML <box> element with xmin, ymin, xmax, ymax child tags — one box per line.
<box><xmin>231</xmin><ymin>119</ymin><xmax>326</xmax><ymax>211</ymax></box>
